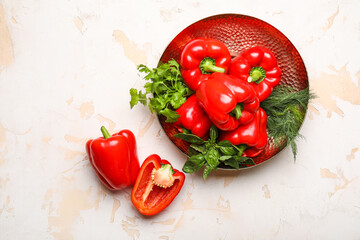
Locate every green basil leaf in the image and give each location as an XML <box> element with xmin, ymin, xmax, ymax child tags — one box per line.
<box><xmin>223</xmin><ymin>158</ymin><xmax>240</xmax><ymax>169</ymax></box>
<box><xmin>203</xmin><ymin>164</ymin><xmax>214</xmax><ymax>179</ymax></box>
<box><xmin>219</xmin><ymin>155</ymin><xmax>233</xmax><ymax>161</ymax></box>
<box><xmin>205</xmin><ymin>147</ymin><xmax>220</xmax><ymax>168</ymax></box>
<box><xmin>218</xmin><ymin>146</ymin><xmax>237</xmax><ymax>156</ymax></box>
<box><xmin>182</xmin><ymin>154</ymin><xmax>205</xmax><ymax>173</ymax></box>
<box><xmin>218</xmin><ymin>140</ymin><xmax>248</xmax><ymax>155</ymax></box>
<box><xmin>181</xmin><ymin>127</ymin><xmax>191</xmax><ymax>134</ymax></box>
<box><xmin>233</xmin><ymin>155</ymin><xmax>255</xmax><ymax>165</ymax></box>
<box><xmin>209</xmin><ymin>125</ymin><xmax>218</xmax><ymax>143</ymax></box>
<box><xmin>188</xmin><ymin>147</ymin><xmax>199</xmax><ymax>156</ymax></box>
<box><xmin>217</xmin><ymin>140</ymin><xmax>235</xmax><ymax>148</ymax></box>
<box><xmin>190</xmin><ymin>143</ymin><xmax>206</xmax><ymax>153</ymax></box>
<box><xmin>174</xmin><ymin>133</ymin><xmax>205</xmax><ymax>144</ymax></box>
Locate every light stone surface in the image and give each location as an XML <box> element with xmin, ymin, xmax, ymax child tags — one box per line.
<box><xmin>1</xmin><ymin>0</ymin><xmax>360</xmax><ymax>239</ymax></box>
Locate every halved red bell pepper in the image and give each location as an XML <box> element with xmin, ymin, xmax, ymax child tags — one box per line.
<box><xmin>196</xmin><ymin>72</ymin><xmax>259</xmax><ymax>131</ymax></box>
<box><xmin>86</xmin><ymin>126</ymin><xmax>140</xmax><ymax>190</ymax></box>
<box><xmin>229</xmin><ymin>46</ymin><xmax>281</xmax><ymax>102</ymax></box>
<box><xmin>219</xmin><ymin>107</ymin><xmax>268</xmax><ymax>157</ymax></box>
<box><xmin>174</xmin><ymin>94</ymin><xmax>212</xmax><ymax>138</ymax></box>
<box><xmin>180</xmin><ymin>38</ymin><xmax>231</xmax><ymax>90</ymax></box>
<box><xmin>131</xmin><ymin>154</ymin><xmax>185</xmax><ymax>216</ymax></box>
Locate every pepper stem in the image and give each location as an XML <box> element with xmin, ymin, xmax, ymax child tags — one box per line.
<box><xmin>101</xmin><ymin>126</ymin><xmax>111</xmax><ymax>139</ymax></box>
<box><xmin>248</xmin><ymin>66</ymin><xmax>266</xmax><ymax>84</ymax></box>
<box><xmin>231</xmin><ymin>103</ymin><xmax>244</xmax><ymax>120</ymax></box>
<box><xmin>199</xmin><ymin>57</ymin><xmax>225</xmax><ymax>74</ymax></box>
<box><xmin>151</xmin><ymin>164</ymin><xmax>175</xmax><ymax>188</ymax></box>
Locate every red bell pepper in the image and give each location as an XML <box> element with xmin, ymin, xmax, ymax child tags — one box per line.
<box><xmin>229</xmin><ymin>46</ymin><xmax>281</xmax><ymax>102</ymax></box>
<box><xmin>219</xmin><ymin>107</ymin><xmax>268</xmax><ymax>157</ymax></box>
<box><xmin>174</xmin><ymin>94</ymin><xmax>212</xmax><ymax>138</ymax></box>
<box><xmin>180</xmin><ymin>38</ymin><xmax>231</xmax><ymax>91</ymax></box>
<box><xmin>196</xmin><ymin>72</ymin><xmax>259</xmax><ymax>131</ymax></box>
<box><xmin>86</xmin><ymin>126</ymin><xmax>140</xmax><ymax>190</ymax></box>
<box><xmin>131</xmin><ymin>154</ymin><xmax>185</xmax><ymax>216</ymax></box>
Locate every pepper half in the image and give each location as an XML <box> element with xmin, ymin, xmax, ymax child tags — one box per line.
<box><xmin>180</xmin><ymin>38</ymin><xmax>231</xmax><ymax>91</ymax></box>
<box><xmin>131</xmin><ymin>154</ymin><xmax>185</xmax><ymax>216</ymax></box>
<box><xmin>196</xmin><ymin>72</ymin><xmax>259</xmax><ymax>131</ymax></box>
<box><xmin>86</xmin><ymin>126</ymin><xmax>140</xmax><ymax>190</ymax></box>
<box><xmin>174</xmin><ymin>94</ymin><xmax>213</xmax><ymax>138</ymax></box>
<box><xmin>229</xmin><ymin>46</ymin><xmax>281</xmax><ymax>102</ymax></box>
<box><xmin>219</xmin><ymin>107</ymin><xmax>268</xmax><ymax>157</ymax></box>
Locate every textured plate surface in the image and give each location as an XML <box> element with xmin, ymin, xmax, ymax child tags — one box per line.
<box><xmin>158</xmin><ymin>14</ymin><xmax>309</xmax><ymax>168</ymax></box>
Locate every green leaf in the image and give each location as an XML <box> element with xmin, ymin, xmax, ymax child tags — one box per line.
<box><xmin>170</xmin><ymin>92</ymin><xmax>187</xmax><ymax>109</ymax></box>
<box><xmin>205</xmin><ymin>147</ymin><xmax>220</xmax><ymax>168</ymax></box>
<box><xmin>209</xmin><ymin>125</ymin><xmax>218</xmax><ymax>143</ymax></box>
<box><xmin>149</xmin><ymin>97</ymin><xmax>166</xmax><ymax>113</ymax></box>
<box><xmin>190</xmin><ymin>143</ymin><xmax>207</xmax><ymax>153</ymax></box>
<box><xmin>233</xmin><ymin>155</ymin><xmax>255</xmax><ymax>165</ymax></box>
<box><xmin>218</xmin><ymin>146</ymin><xmax>237</xmax><ymax>156</ymax></box>
<box><xmin>180</xmin><ymin>127</ymin><xmax>191</xmax><ymax>134</ymax></box>
<box><xmin>159</xmin><ymin>108</ymin><xmax>180</xmax><ymax>123</ymax></box>
<box><xmin>174</xmin><ymin>133</ymin><xmax>205</xmax><ymax>144</ymax></box>
<box><xmin>188</xmin><ymin>147</ymin><xmax>200</xmax><ymax>156</ymax></box>
<box><xmin>182</xmin><ymin>154</ymin><xmax>205</xmax><ymax>173</ymax></box>
<box><xmin>137</xmin><ymin>64</ymin><xmax>151</xmax><ymax>73</ymax></box>
<box><xmin>218</xmin><ymin>140</ymin><xmax>245</xmax><ymax>155</ymax></box>
<box><xmin>219</xmin><ymin>155</ymin><xmax>233</xmax><ymax>161</ymax></box>
<box><xmin>203</xmin><ymin>164</ymin><xmax>214</xmax><ymax>179</ymax></box>
<box><xmin>168</xmin><ymin>59</ymin><xmax>180</xmax><ymax>68</ymax></box>
<box><xmin>223</xmin><ymin>158</ymin><xmax>239</xmax><ymax>169</ymax></box>
<box><xmin>129</xmin><ymin>88</ymin><xmax>147</xmax><ymax>108</ymax></box>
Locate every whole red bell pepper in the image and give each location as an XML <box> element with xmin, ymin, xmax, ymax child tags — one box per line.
<box><xmin>131</xmin><ymin>154</ymin><xmax>185</xmax><ymax>216</ymax></box>
<box><xmin>229</xmin><ymin>46</ymin><xmax>281</xmax><ymax>102</ymax></box>
<box><xmin>180</xmin><ymin>38</ymin><xmax>231</xmax><ymax>91</ymax></box>
<box><xmin>219</xmin><ymin>107</ymin><xmax>268</xmax><ymax>157</ymax></box>
<box><xmin>196</xmin><ymin>72</ymin><xmax>259</xmax><ymax>131</ymax></box>
<box><xmin>86</xmin><ymin>126</ymin><xmax>140</xmax><ymax>190</ymax></box>
<box><xmin>174</xmin><ymin>94</ymin><xmax>212</xmax><ymax>138</ymax></box>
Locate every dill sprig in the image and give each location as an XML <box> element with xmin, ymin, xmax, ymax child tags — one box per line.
<box><xmin>260</xmin><ymin>86</ymin><xmax>315</xmax><ymax>159</ymax></box>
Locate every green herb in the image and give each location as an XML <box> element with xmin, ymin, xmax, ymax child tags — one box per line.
<box><xmin>130</xmin><ymin>59</ymin><xmax>193</xmax><ymax>122</ymax></box>
<box><xmin>260</xmin><ymin>86</ymin><xmax>315</xmax><ymax>159</ymax></box>
<box><xmin>174</xmin><ymin>125</ymin><xmax>255</xmax><ymax>179</ymax></box>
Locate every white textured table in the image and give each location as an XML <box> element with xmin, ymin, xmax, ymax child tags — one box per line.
<box><xmin>1</xmin><ymin>0</ymin><xmax>360</xmax><ymax>239</ymax></box>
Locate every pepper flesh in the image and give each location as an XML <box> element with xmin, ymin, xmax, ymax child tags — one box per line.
<box><xmin>86</xmin><ymin>127</ymin><xmax>140</xmax><ymax>190</ymax></box>
<box><xmin>196</xmin><ymin>72</ymin><xmax>260</xmax><ymax>131</ymax></box>
<box><xmin>219</xmin><ymin>107</ymin><xmax>268</xmax><ymax>157</ymax></box>
<box><xmin>229</xmin><ymin>46</ymin><xmax>281</xmax><ymax>102</ymax></box>
<box><xmin>180</xmin><ymin>38</ymin><xmax>231</xmax><ymax>91</ymax></box>
<box><xmin>131</xmin><ymin>154</ymin><xmax>185</xmax><ymax>216</ymax></box>
<box><xmin>174</xmin><ymin>94</ymin><xmax>213</xmax><ymax>138</ymax></box>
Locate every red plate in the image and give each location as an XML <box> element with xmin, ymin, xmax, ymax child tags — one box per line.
<box><xmin>158</xmin><ymin>14</ymin><xmax>309</xmax><ymax>169</ymax></box>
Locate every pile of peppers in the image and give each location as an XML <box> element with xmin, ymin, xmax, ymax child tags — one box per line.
<box><xmin>177</xmin><ymin>38</ymin><xmax>281</xmax><ymax>157</ymax></box>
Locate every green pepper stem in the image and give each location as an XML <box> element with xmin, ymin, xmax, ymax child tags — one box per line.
<box><xmin>231</xmin><ymin>103</ymin><xmax>243</xmax><ymax>120</ymax></box>
<box><xmin>251</xmin><ymin>70</ymin><xmax>262</xmax><ymax>81</ymax></box>
<box><xmin>200</xmin><ymin>57</ymin><xmax>225</xmax><ymax>74</ymax></box>
<box><xmin>248</xmin><ymin>66</ymin><xmax>266</xmax><ymax>83</ymax></box>
<box><xmin>101</xmin><ymin>126</ymin><xmax>111</xmax><ymax>139</ymax></box>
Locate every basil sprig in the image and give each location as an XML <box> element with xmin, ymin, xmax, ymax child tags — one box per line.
<box><xmin>174</xmin><ymin>126</ymin><xmax>254</xmax><ymax>179</ymax></box>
